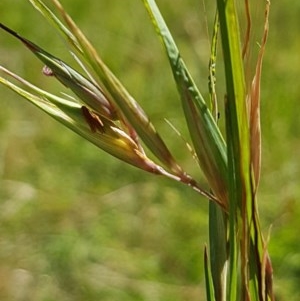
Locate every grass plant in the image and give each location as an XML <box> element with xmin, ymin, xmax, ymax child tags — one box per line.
<box><xmin>0</xmin><ymin>0</ymin><xmax>276</xmax><ymax>300</ymax></box>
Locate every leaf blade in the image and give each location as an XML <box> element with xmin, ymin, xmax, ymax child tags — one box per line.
<box><xmin>142</xmin><ymin>0</ymin><xmax>228</xmax><ymax>207</ymax></box>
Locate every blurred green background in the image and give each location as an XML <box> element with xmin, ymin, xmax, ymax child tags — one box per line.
<box><xmin>0</xmin><ymin>0</ymin><xmax>299</xmax><ymax>300</ymax></box>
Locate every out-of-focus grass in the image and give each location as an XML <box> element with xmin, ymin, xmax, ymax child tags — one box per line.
<box><xmin>0</xmin><ymin>0</ymin><xmax>299</xmax><ymax>300</ymax></box>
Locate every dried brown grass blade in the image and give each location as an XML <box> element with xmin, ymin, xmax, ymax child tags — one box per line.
<box><xmin>249</xmin><ymin>0</ymin><xmax>270</xmax><ymax>191</ymax></box>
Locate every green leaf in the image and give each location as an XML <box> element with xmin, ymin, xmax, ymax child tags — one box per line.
<box><xmin>209</xmin><ymin>202</ymin><xmax>228</xmax><ymax>301</ymax></box>
<box><xmin>208</xmin><ymin>11</ymin><xmax>219</xmax><ymax>122</ymax></box>
<box><xmin>216</xmin><ymin>0</ymin><xmax>249</xmax><ymax>297</ymax></box>
<box><xmin>142</xmin><ymin>0</ymin><xmax>228</xmax><ymax>208</ymax></box>
<box><xmin>28</xmin><ymin>0</ymin><xmax>81</xmax><ymax>51</ymax></box>
<box><xmin>204</xmin><ymin>246</ymin><xmax>216</xmax><ymax>301</ymax></box>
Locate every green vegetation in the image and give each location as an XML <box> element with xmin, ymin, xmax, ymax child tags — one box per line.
<box><xmin>0</xmin><ymin>0</ymin><xmax>299</xmax><ymax>300</ymax></box>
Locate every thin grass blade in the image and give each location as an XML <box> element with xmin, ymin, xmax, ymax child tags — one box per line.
<box><xmin>249</xmin><ymin>3</ymin><xmax>274</xmax><ymax>300</ymax></box>
<box><xmin>209</xmin><ymin>201</ymin><xmax>228</xmax><ymax>301</ymax></box>
<box><xmin>28</xmin><ymin>0</ymin><xmax>81</xmax><ymax>52</ymax></box>
<box><xmin>249</xmin><ymin>1</ymin><xmax>270</xmax><ymax>192</ymax></box>
<box><xmin>208</xmin><ymin>11</ymin><xmax>219</xmax><ymax>122</ymax></box>
<box><xmin>142</xmin><ymin>0</ymin><xmax>228</xmax><ymax>208</ymax></box>
<box><xmin>216</xmin><ymin>0</ymin><xmax>251</xmax><ymax>298</ymax></box>
<box><xmin>204</xmin><ymin>246</ymin><xmax>216</xmax><ymax>301</ymax></box>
